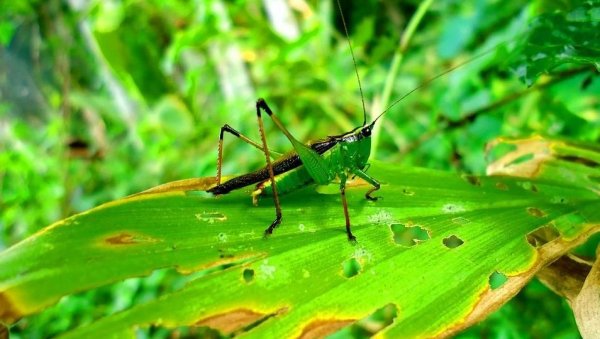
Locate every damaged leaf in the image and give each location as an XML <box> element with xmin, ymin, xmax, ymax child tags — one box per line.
<box><xmin>0</xmin><ymin>138</ymin><xmax>599</xmax><ymax>337</ymax></box>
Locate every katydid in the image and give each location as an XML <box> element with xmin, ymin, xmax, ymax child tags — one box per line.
<box><xmin>208</xmin><ymin>98</ymin><xmax>380</xmax><ymax>242</ymax></box>
<box><xmin>207</xmin><ymin>3</ymin><xmax>494</xmax><ymax>242</ymax></box>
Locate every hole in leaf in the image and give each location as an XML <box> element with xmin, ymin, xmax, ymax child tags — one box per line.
<box><xmin>526</xmin><ymin>225</ymin><xmax>560</xmax><ymax>247</ymax></box>
<box><xmin>196</xmin><ymin>212</ymin><xmax>227</xmax><ymax>223</ymax></box>
<box><xmin>332</xmin><ymin>303</ymin><xmax>398</xmax><ymax>337</ymax></box>
<box><xmin>526</xmin><ymin>207</ymin><xmax>546</xmax><ymax>218</ymax></box>
<box><xmin>390</xmin><ymin>224</ymin><xmax>430</xmax><ymax>247</ymax></box>
<box><xmin>443</xmin><ymin>235</ymin><xmax>464</xmax><ymax>248</ymax></box>
<box><xmin>486</xmin><ymin>142</ymin><xmax>517</xmax><ymax>163</ymax></box>
<box><xmin>507</xmin><ymin>153</ymin><xmax>534</xmax><ymax>167</ymax></box>
<box><xmin>342</xmin><ymin>258</ymin><xmax>361</xmax><ymax>278</ymax></box>
<box><xmin>243</xmin><ymin>268</ymin><xmax>254</xmax><ymax>283</ymax></box>
<box><xmin>495</xmin><ymin>182</ymin><xmax>509</xmax><ymax>191</ymax></box>
<box><xmin>550</xmin><ymin>196</ymin><xmax>569</xmax><ymax>204</ymax></box>
<box><xmin>489</xmin><ymin>271</ymin><xmax>508</xmax><ymax>290</ymax></box>
<box><xmin>462</xmin><ymin>174</ymin><xmax>481</xmax><ymax>186</ymax></box>
<box><xmin>517</xmin><ymin>181</ymin><xmax>538</xmax><ymax>192</ymax></box>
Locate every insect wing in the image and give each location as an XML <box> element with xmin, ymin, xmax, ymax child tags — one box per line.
<box><xmin>290</xmin><ymin>138</ymin><xmax>332</xmax><ymax>185</ymax></box>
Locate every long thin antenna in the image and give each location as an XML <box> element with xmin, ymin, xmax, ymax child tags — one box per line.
<box><xmin>336</xmin><ymin>0</ymin><xmax>367</xmax><ymax>127</ymax></box>
<box><xmin>371</xmin><ymin>44</ymin><xmax>505</xmax><ymax>122</ymax></box>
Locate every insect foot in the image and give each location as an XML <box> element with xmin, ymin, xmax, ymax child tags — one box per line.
<box><xmin>366</xmin><ymin>194</ymin><xmax>380</xmax><ymax>202</ymax></box>
<box><xmin>263</xmin><ymin>215</ymin><xmax>282</xmax><ymax>239</ymax></box>
<box><xmin>366</xmin><ymin>185</ymin><xmax>381</xmax><ymax>201</ymax></box>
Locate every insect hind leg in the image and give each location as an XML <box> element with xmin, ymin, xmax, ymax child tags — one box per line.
<box><xmin>216</xmin><ymin>124</ymin><xmax>280</xmax><ymax>185</ymax></box>
<box><xmin>256</xmin><ymin>99</ymin><xmax>283</xmax><ymax>237</ymax></box>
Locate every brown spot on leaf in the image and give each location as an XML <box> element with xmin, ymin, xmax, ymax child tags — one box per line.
<box><xmin>485</xmin><ymin>136</ymin><xmax>552</xmax><ymax>178</ymax></box>
<box><xmin>462</xmin><ymin>174</ymin><xmax>481</xmax><ymax>186</ymax></box>
<box><xmin>495</xmin><ymin>182</ymin><xmax>509</xmax><ymax>190</ymax></box>
<box><xmin>299</xmin><ymin>319</ymin><xmax>355</xmax><ymax>339</ymax></box>
<box><xmin>104</xmin><ymin>232</ymin><xmax>158</xmax><ymax>245</ymax></box>
<box><xmin>526</xmin><ymin>207</ymin><xmax>546</xmax><ymax>218</ymax></box>
<box><xmin>0</xmin><ymin>293</ymin><xmax>22</xmax><ymax>323</ymax></box>
<box><xmin>176</xmin><ymin>252</ymin><xmax>265</xmax><ymax>275</ymax></box>
<box><xmin>196</xmin><ymin>309</ymin><xmax>265</xmax><ymax>334</ymax></box>
<box><xmin>0</xmin><ymin>323</ymin><xmax>8</xmax><ymax>339</ymax></box>
<box><xmin>437</xmin><ymin>223</ymin><xmax>600</xmax><ymax>338</ymax></box>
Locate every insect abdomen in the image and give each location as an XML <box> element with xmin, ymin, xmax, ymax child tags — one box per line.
<box><xmin>256</xmin><ymin>165</ymin><xmax>314</xmax><ymax>197</ymax></box>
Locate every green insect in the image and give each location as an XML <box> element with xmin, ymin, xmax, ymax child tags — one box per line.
<box><xmin>207</xmin><ymin>97</ymin><xmax>381</xmax><ymax>242</ymax></box>
<box><xmin>207</xmin><ymin>3</ymin><xmax>488</xmax><ymax>242</ymax></box>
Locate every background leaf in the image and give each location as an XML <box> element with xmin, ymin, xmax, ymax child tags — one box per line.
<box><xmin>508</xmin><ymin>1</ymin><xmax>600</xmax><ymax>86</ymax></box>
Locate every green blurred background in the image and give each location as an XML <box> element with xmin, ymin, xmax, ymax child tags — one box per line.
<box><xmin>1</xmin><ymin>0</ymin><xmax>598</xmax><ymax>337</ymax></box>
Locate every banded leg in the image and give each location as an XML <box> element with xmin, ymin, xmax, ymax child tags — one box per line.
<box><xmin>255</xmin><ymin>100</ymin><xmax>282</xmax><ymax>236</ymax></box>
<box><xmin>257</xmin><ymin>98</ymin><xmax>332</xmax><ymax>185</ymax></box>
<box><xmin>352</xmin><ymin>167</ymin><xmax>381</xmax><ymax>201</ymax></box>
<box><xmin>216</xmin><ymin>124</ymin><xmax>280</xmax><ymax>185</ymax></box>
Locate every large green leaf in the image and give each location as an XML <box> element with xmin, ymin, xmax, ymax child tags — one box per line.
<box><xmin>1</xmin><ymin>138</ymin><xmax>599</xmax><ymax>337</ymax></box>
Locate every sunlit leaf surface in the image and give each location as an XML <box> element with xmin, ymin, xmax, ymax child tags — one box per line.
<box><xmin>1</xmin><ymin>138</ymin><xmax>599</xmax><ymax>337</ymax></box>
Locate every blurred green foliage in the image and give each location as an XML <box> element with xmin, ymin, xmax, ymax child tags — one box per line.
<box><xmin>0</xmin><ymin>0</ymin><xmax>598</xmax><ymax>337</ymax></box>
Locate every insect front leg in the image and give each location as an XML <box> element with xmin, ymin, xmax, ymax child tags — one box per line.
<box><xmin>352</xmin><ymin>168</ymin><xmax>381</xmax><ymax>201</ymax></box>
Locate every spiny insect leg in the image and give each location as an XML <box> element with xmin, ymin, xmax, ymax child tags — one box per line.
<box><xmin>216</xmin><ymin>124</ymin><xmax>268</xmax><ymax>185</ymax></box>
<box><xmin>256</xmin><ymin>99</ymin><xmax>283</xmax><ymax>236</ymax></box>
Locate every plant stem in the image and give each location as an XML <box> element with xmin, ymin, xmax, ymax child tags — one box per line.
<box><xmin>372</xmin><ymin>0</ymin><xmax>434</xmax><ymax>159</ymax></box>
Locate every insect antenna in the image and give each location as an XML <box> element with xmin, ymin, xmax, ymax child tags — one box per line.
<box><xmin>336</xmin><ymin>0</ymin><xmax>368</xmax><ymax>127</ymax></box>
<box><xmin>372</xmin><ymin>43</ymin><xmax>509</xmax><ymax>123</ymax></box>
